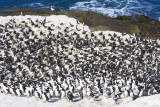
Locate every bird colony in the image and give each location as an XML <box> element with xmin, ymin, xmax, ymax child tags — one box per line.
<box><xmin>0</xmin><ymin>15</ymin><xmax>160</xmax><ymax>103</ymax></box>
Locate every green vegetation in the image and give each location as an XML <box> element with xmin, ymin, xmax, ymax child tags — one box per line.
<box><xmin>0</xmin><ymin>8</ymin><xmax>159</xmax><ymax>39</ymax></box>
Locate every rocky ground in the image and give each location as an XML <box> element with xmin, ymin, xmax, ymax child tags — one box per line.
<box><xmin>0</xmin><ymin>93</ymin><xmax>160</xmax><ymax>107</ymax></box>
<box><xmin>0</xmin><ymin>8</ymin><xmax>159</xmax><ymax>39</ymax></box>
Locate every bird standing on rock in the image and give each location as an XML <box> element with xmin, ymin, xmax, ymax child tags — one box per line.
<box><xmin>0</xmin><ymin>16</ymin><xmax>159</xmax><ymax>104</ymax></box>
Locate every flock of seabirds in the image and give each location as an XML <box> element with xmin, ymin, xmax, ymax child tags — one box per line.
<box><xmin>0</xmin><ymin>15</ymin><xmax>160</xmax><ymax>104</ymax></box>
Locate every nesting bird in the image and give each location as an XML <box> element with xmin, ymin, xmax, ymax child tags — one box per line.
<box><xmin>0</xmin><ymin>15</ymin><xmax>159</xmax><ymax>104</ymax></box>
